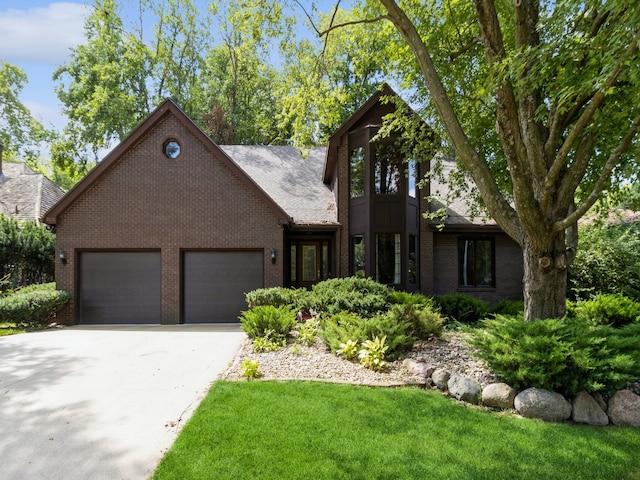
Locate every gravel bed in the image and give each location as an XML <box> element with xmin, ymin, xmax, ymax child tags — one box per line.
<box><xmin>221</xmin><ymin>331</ymin><xmax>500</xmax><ymax>387</ymax></box>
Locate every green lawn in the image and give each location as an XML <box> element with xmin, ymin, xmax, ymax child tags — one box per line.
<box><xmin>153</xmin><ymin>381</ymin><xmax>640</xmax><ymax>480</ymax></box>
<box><xmin>0</xmin><ymin>322</ymin><xmax>26</xmax><ymax>336</ymax></box>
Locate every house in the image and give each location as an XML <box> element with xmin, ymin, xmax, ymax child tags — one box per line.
<box><xmin>0</xmin><ymin>142</ymin><xmax>64</xmax><ymax>223</ymax></box>
<box><xmin>43</xmin><ymin>85</ymin><xmax>523</xmax><ymax>325</ymax></box>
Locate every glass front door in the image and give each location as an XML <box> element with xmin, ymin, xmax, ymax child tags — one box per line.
<box><xmin>290</xmin><ymin>240</ymin><xmax>330</xmax><ymax>288</ymax></box>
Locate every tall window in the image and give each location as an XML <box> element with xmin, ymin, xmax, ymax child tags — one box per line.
<box><xmin>374</xmin><ymin>144</ymin><xmax>401</xmax><ymax>194</ymax></box>
<box><xmin>458</xmin><ymin>238</ymin><xmax>495</xmax><ymax>287</ymax></box>
<box><xmin>349</xmin><ymin>146</ymin><xmax>365</xmax><ymax>198</ymax></box>
<box><xmin>409</xmin><ymin>235</ymin><xmax>418</xmax><ymax>284</ymax></box>
<box><xmin>376</xmin><ymin>233</ymin><xmax>401</xmax><ymax>284</ymax></box>
<box><xmin>407</xmin><ymin>159</ymin><xmax>417</xmax><ymax>198</ymax></box>
<box><xmin>351</xmin><ymin>235</ymin><xmax>365</xmax><ymax>277</ymax></box>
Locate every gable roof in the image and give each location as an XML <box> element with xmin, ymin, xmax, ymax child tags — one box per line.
<box><xmin>323</xmin><ymin>83</ymin><xmax>400</xmax><ymax>183</ymax></box>
<box><xmin>221</xmin><ymin>145</ymin><xmax>337</xmax><ymax>226</ymax></box>
<box><xmin>0</xmin><ymin>162</ymin><xmax>64</xmax><ymax>222</ymax></box>
<box><xmin>43</xmin><ymin>99</ymin><xmax>291</xmax><ymax>225</ymax></box>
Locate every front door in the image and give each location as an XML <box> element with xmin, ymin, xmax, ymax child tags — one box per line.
<box><xmin>290</xmin><ymin>240</ymin><xmax>330</xmax><ymax>289</ymax></box>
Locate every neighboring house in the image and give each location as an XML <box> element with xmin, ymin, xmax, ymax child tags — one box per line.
<box><xmin>0</xmin><ymin>143</ymin><xmax>64</xmax><ymax>223</ymax></box>
<box><xmin>43</xmin><ymin>85</ymin><xmax>523</xmax><ymax>325</ymax></box>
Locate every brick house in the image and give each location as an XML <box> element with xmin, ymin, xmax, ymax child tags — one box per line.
<box><xmin>43</xmin><ymin>85</ymin><xmax>523</xmax><ymax>325</ymax></box>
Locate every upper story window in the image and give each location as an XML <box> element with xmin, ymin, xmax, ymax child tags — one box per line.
<box><xmin>374</xmin><ymin>144</ymin><xmax>401</xmax><ymax>195</ymax></box>
<box><xmin>458</xmin><ymin>238</ymin><xmax>495</xmax><ymax>288</ymax></box>
<box><xmin>407</xmin><ymin>159</ymin><xmax>417</xmax><ymax>198</ymax></box>
<box><xmin>163</xmin><ymin>139</ymin><xmax>181</xmax><ymax>159</ymax></box>
<box><xmin>349</xmin><ymin>146</ymin><xmax>365</xmax><ymax>198</ymax></box>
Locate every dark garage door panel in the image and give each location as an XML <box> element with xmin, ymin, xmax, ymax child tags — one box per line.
<box><xmin>79</xmin><ymin>252</ymin><xmax>161</xmax><ymax>324</ymax></box>
<box><xmin>184</xmin><ymin>251</ymin><xmax>263</xmax><ymax>323</ymax></box>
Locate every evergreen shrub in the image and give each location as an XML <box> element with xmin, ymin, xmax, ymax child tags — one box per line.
<box><xmin>470</xmin><ymin>315</ymin><xmax>640</xmax><ymax>397</ymax></box>
<box><xmin>239</xmin><ymin>305</ymin><xmax>297</xmax><ymax>341</ymax></box>
<box><xmin>307</xmin><ymin>277</ymin><xmax>391</xmax><ymax>318</ymax></box>
<box><xmin>568</xmin><ymin>294</ymin><xmax>640</xmax><ymax>328</ymax></box>
<box><xmin>0</xmin><ymin>283</ymin><xmax>70</xmax><ymax>327</ymax></box>
<box><xmin>432</xmin><ymin>293</ymin><xmax>490</xmax><ymax>324</ymax></box>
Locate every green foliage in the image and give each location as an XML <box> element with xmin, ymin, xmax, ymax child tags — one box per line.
<box><xmin>245</xmin><ymin>286</ymin><xmax>308</xmax><ymax>309</ymax></box>
<box><xmin>489</xmin><ymin>299</ymin><xmax>525</xmax><ymax>317</ymax></box>
<box><xmin>294</xmin><ymin>318</ymin><xmax>320</xmax><ymax>346</ymax></box>
<box><xmin>0</xmin><ymin>215</ymin><xmax>55</xmax><ymax>288</ymax></box>
<box><xmin>240</xmin><ymin>359</ymin><xmax>261</xmax><ymax>379</ymax></box>
<box><xmin>307</xmin><ymin>277</ymin><xmax>392</xmax><ymax>318</ymax></box>
<box><xmin>0</xmin><ymin>283</ymin><xmax>71</xmax><ymax>328</ymax></box>
<box><xmin>389</xmin><ymin>290</ymin><xmax>433</xmax><ymax>307</ymax></box>
<box><xmin>320</xmin><ymin>311</ymin><xmax>414</xmax><ymax>361</ymax></box>
<box><xmin>432</xmin><ymin>293</ymin><xmax>490</xmax><ymax>324</ymax></box>
<box><xmin>387</xmin><ymin>303</ymin><xmax>444</xmax><ymax>339</ymax></box>
<box><xmin>252</xmin><ymin>333</ymin><xmax>286</xmax><ymax>353</ymax></box>
<box><xmin>470</xmin><ymin>315</ymin><xmax>640</xmax><ymax>397</ymax></box>
<box><xmin>358</xmin><ymin>336</ymin><xmax>388</xmax><ymax>371</ymax></box>
<box><xmin>569</xmin><ymin>294</ymin><xmax>640</xmax><ymax>328</ymax></box>
<box><xmin>569</xmin><ymin>221</ymin><xmax>640</xmax><ymax>302</ymax></box>
<box><xmin>337</xmin><ymin>339</ymin><xmax>359</xmax><ymax>360</ymax></box>
<box><xmin>239</xmin><ymin>305</ymin><xmax>296</xmax><ymax>341</ymax></box>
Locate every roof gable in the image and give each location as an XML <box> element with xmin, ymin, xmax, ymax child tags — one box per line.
<box><xmin>43</xmin><ymin>99</ymin><xmax>290</xmax><ymax>225</ymax></box>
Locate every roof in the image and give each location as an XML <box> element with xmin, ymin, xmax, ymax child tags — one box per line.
<box><xmin>0</xmin><ymin>162</ymin><xmax>64</xmax><ymax>222</ymax></box>
<box><xmin>43</xmin><ymin>99</ymin><xmax>291</xmax><ymax>225</ymax></box>
<box><xmin>221</xmin><ymin>145</ymin><xmax>337</xmax><ymax>226</ymax></box>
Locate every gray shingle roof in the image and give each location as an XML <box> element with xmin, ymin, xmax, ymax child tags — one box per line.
<box><xmin>220</xmin><ymin>145</ymin><xmax>337</xmax><ymax>226</ymax></box>
<box><xmin>0</xmin><ymin>163</ymin><xmax>65</xmax><ymax>222</ymax></box>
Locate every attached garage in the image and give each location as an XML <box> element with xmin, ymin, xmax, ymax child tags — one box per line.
<box><xmin>78</xmin><ymin>252</ymin><xmax>162</xmax><ymax>324</ymax></box>
<box><xmin>183</xmin><ymin>251</ymin><xmax>264</xmax><ymax>323</ymax></box>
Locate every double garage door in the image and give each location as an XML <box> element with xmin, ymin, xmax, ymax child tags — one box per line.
<box><xmin>78</xmin><ymin>251</ymin><xmax>263</xmax><ymax>324</ymax></box>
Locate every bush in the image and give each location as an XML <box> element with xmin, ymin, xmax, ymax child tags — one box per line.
<box><xmin>469</xmin><ymin>315</ymin><xmax>640</xmax><ymax>397</ymax></box>
<box><xmin>245</xmin><ymin>287</ymin><xmax>308</xmax><ymax>309</ymax></box>
<box><xmin>389</xmin><ymin>290</ymin><xmax>433</xmax><ymax>307</ymax></box>
<box><xmin>570</xmin><ymin>294</ymin><xmax>640</xmax><ymax>328</ymax></box>
<box><xmin>320</xmin><ymin>311</ymin><xmax>414</xmax><ymax>361</ymax></box>
<box><xmin>0</xmin><ymin>283</ymin><xmax>70</xmax><ymax>328</ymax></box>
<box><xmin>307</xmin><ymin>277</ymin><xmax>392</xmax><ymax>318</ymax></box>
<box><xmin>489</xmin><ymin>299</ymin><xmax>524</xmax><ymax>317</ymax></box>
<box><xmin>569</xmin><ymin>221</ymin><xmax>640</xmax><ymax>302</ymax></box>
<box><xmin>239</xmin><ymin>305</ymin><xmax>297</xmax><ymax>342</ymax></box>
<box><xmin>432</xmin><ymin>293</ymin><xmax>490</xmax><ymax>324</ymax></box>
<box><xmin>386</xmin><ymin>303</ymin><xmax>444</xmax><ymax>340</ymax></box>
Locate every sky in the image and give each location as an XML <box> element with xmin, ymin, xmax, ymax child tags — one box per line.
<box><xmin>0</xmin><ymin>1</ymin><xmax>92</xmax><ymax>130</ymax></box>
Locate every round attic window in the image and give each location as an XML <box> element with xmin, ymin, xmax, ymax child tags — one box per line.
<box><xmin>164</xmin><ymin>140</ymin><xmax>181</xmax><ymax>159</ymax></box>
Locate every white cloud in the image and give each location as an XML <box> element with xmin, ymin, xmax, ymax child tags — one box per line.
<box><xmin>0</xmin><ymin>2</ymin><xmax>90</xmax><ymax>64</ymax></box>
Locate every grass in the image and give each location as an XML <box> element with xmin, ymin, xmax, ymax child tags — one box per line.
<box><xmin>153</xmin><ymin>381</ymin><xmax>640</xmax><ymax>480</ymax></box>
<box><xmin>0</xmin><ymin>322</ymin><xmax>26</xmax><ymax>336</ymax></box>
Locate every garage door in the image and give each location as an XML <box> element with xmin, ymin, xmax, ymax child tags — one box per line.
<box><xmin>79</xmin><ymin>252</ymin><xmax>161</xmax><ymax>324</ymax></box>
<box><xmin>183</xmin><ymin>251</ymin><xmax>263</xmax><ymax>323</ymax></box>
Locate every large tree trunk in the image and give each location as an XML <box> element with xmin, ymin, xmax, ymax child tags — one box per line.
<box><xmin>521</xmin><ymin>235</ymin><xmax>568</xmax><ymax>321</ymax></box>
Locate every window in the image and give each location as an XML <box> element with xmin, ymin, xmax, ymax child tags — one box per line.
<box><xmin>458</xmin><ymin>238</ymin><xmax>495</xmax><ymax>287</ymax></box>
<box><xmin>374</xmin><ymin>144</ymin><xmax>401</xmax><ymax>194</ymax></box>
<box><xmin>351</xmin><ymin>235</ymin><xmax>365</xmax><ymax>277</ymax></box>
<box><xmin>407</xmin><ymin>159</ymin><xmax>417</xmax><ymax>198</ymax></box>
<box><xmin>376</xmin><ymin>233</ymin><xmax>401</xmax><ymax>284</ymax></box>
<box><xmin>349</xmin><ymin>146</ymin><xmax>365</xmax><ymax>198</ymax></box>
<box><xmin>409</xmin><ymin>235</ymin><xmax>418</xmax><ymax>284</ymax></box>
<box><xmin>163</xmin><ymin>139</ymin><xmax>181</xmax><ymax>159</ymax></box>
<box><xmin>290</xmin><ymin>245</ymin><xmax>297</xmax><ymax>282</ymax></box>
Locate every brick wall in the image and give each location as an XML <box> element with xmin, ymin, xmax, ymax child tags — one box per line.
<box><xmin>55</xmin><ymin>112</ymin><xmax>284</xmax><ymax>324</ymax></box>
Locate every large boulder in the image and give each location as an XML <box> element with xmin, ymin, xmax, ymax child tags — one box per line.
<box><xmin>607</xmin><ymin>389</ymin><xmax>640</xmax><ymax>427</ymax></box>
<box><xmin>432</xmin><ymin>368</ymin><xmax>451</xmax><ymax>391</ymax></box>
<box><xmin>482</xmin><ymin>383</ymin><xmax>517</xmax><ymax>409</ymax></box>
<box><xmin>448</xmin><ymin>374</ymin><xmax>482</xmax><ymax>405</ymax></box>
<box><xmin>514</xmin><ymin>388</ymin><xmax>572</xmax><ymax>422</ymax></box>
<box><xmin>572</xmin><ymin>391</ymin><xmax>609</xmax><ymax>426</ymax></box>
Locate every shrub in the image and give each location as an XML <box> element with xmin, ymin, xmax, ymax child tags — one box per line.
<box><xmin>294</xmin><ymin>318</ymin><xmax>320</xmax><ymax>346</ymax></box>
<box><xmin>358</xmin><ymin>336</ymin><xmax>388</xmax><ymax>371</ymax></box>
<box><xmin>489</xmin><ymin>299</ymin><xmax>524</xmax><ymax>316</ymax></box>
<box><xmin>432</xmin><ymin>293</ymin><xmax>490</xmax><ymax>324</ymax></box>
<box><xmin>569</xmin><ymin>221</ymin><xmax>640</xmax><ymax>302</ymax></box>
<box><xmin>307</xmin><ymin>277</ymin><xmax>391</xmax><ymax>318</ymax></box>
<box><xmin>387</xmin><ymin>303</ymin><xmax>444</xmax><ymax>339</ymax></box>
<box><xmin>320</xmin><ymin>311</ymin><xmax>414</xmax><ymax>361</ymax></box>
<box><xmin>245</xmin><ymin>287</ymin><xmax>308</xmax><ymax>309</ymax></box>
<box><xmin>469</xmin><ymin>315</ymin><xmax>640</xmax><ymax>397</ymax></box>
<box><xmin>571</xmin><ymin>294</ymin><xmax>640</xmax><ymax>328</ymax></box>
<box><xmin>239</xmin><ymin>305</ymin><xmax>297</xmax><ymax>341</ymax></box>
<box><xmin>240</xmin><ymin>359</ymin><xmax>261</xmax><ymax>379</ymax></box>
<box><xmin>389</xmin><ymin>290</ymin><xmax>433</xmax><ymax>307</ymax></box>
<box><xmin>0</xmin><ymin>283</ymin><xmax>71</xmax><ymax>328</ymax></box>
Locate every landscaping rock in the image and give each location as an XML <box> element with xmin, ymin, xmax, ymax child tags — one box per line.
<box><xmin>432</xmin><ymin>368</ymin><xmax>451</xmax><ymax>391</ymax></box>
<box><xmin>514</xmin><ymin>388</ymin><xmax>572</xmax><ymax>422</ymax></box>
<box><xmin>402</xmin><ymin>359</ymin><xmax>435</xmax><ymax>378</ymax></box>
<box><xmin>572</xmin><ymin>391</ymin><xmax>609</xmax><ymax>426</ymax></box>
<box><xmin>482</xmin><ymin>383</ymin><xmax>517</xmax><ymax>409</ymax></box>
<box><xmin>607</xmin><ymin>389</ymin><xmax>640</xmax><ymax>427</ymax></box>
<box><xmin>592</xmin><ymin>392</ymin><xmax>607</xmax><ymax>412</ymax></box>
<box><xmin>447</xmin><ymin>374</ymin><xmax>481</xmax><ymax>404</ymax></box>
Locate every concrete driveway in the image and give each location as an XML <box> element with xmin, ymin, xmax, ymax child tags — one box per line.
<box><xmin>0</xmin><ymin>325</ymin><xmax>245</xmax><ymax>480</ymax></box>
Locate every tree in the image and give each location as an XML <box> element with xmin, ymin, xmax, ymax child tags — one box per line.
<box><xmin>316</xmin><ymin>0</ymin><xmax>640</xmax><ymax>321</ymax></box>
<box><xmin>0</xmin><ymin>62</ymin><xmax>52</xmax><ymax>164</ymax></box>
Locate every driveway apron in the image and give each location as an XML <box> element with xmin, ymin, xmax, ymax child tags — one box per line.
<box><xmin>0</xmin><ymin>325</ymin><xmax>245</xmax><ymax>480</ymax></box>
